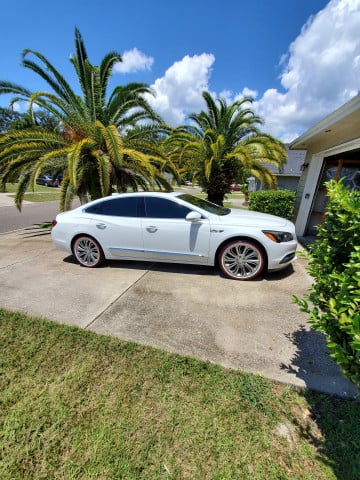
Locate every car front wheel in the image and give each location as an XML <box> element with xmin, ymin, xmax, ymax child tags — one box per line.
<box><xmin>218</xmin><ymin>240</ymin><xmax>265</xmax><ymax>280</ymax></box>
<box><xmin>72</xmin><ymin>235</ymin><xmax>104</xmax><ymax>267</ymax></box>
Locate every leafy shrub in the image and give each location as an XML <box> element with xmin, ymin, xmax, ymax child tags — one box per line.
<box><xmin>293</xmin><ymin>180</ymin><xmax>360</xmax><ymax>388</ymax></box>
<box><xmin>248</xmin><ymin>189</ymin><xmax>296</xmax><ymax>220</ymax></box>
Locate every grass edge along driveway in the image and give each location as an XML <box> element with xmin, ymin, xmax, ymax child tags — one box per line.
<box><xmin>2</xmin><ymin>183</ymin><xmax>246</xmax><ymax>207</ymax></box>
<box><xmin>1</xmin><ymin>308</ymin><xmax>359</xmax><ymax>479</ymax></box>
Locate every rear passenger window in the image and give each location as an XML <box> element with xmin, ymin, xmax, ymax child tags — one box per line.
<box><xmin>85</xmin><ymin>197</ymin><xmax>139</xmax><ymax>217</ymax></box>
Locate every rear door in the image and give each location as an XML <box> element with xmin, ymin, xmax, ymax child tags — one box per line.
<box><xmin>85</xmin><ymin>196</ymin><xmax>144</xmax><ymax>259</ymax></box>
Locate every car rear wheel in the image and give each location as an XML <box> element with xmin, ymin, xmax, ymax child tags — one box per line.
<box><xmin>72</xmin><ymin>235</ymin><xmax>104</xmax><ymax>267</ymax></box>
<box><xmin>218</xmin><ymin>240</ymin><xmax>265</xmax><ymax>280</ymax></box>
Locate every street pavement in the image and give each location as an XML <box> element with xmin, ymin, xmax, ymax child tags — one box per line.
<box><xmin>0</xmin><ymin>217</ymin><xmax>358</xmax><ymax>399</ymax></box>
<box><xmin>0</xmin><ymin>193</ymin><xmax>80</xmax><ymax>233</ymax></box>
<box><xmin>0</xmin><ymin>192</ymin><xmax>22</xmax><ymax>208</ymax></box>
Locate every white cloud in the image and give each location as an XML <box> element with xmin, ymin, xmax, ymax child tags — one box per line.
<box><xmin>11</xmin><ymin>101</ymin><xmax>38</xmax><ymax>113</ymax></box>
<box><xmin>221</xmin><ymin>87</ymin><xmax>258</xmax><ymax>104</ymax></box>
<box><xmin>114</xmin><ymin>48</ymin><xmax>154</xmax><ymax>73</ymax></box>
<box><xmin>12</xmin><ymin>102</ymin><xmax>21</xmax><ymax>112</ymax></box>
<box><xmin>240</xmin><ymin>87</ymin><xmax>258</xmax><ymax>99</ymax></box>
<box><xmin>127</xmin><ymin>0</ymin><xmax>360</xmax><ymax>141</ymax></box>
<box><xmin>254</xmin><ymin>0</ymin><xmax>360</xmax><ymax>141</ymax></box>
<box><xmin>145</xmin><ymin>53</ymin><xmax>215</xmax><ymax>125</ymax></box>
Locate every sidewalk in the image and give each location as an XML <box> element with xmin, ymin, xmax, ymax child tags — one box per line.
<box><xmin>0</xmin><ymin>192</ymin><xmax>32</xmax><ymax>207</ymax></box>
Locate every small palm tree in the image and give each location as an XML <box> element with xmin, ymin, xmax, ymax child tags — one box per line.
<box><xmin>167</xmin><ymin>91</ymin><xmax>287</xmax><ymax>205</ymax></box>
<box><xmin>0</xmin><ymin>29</ymin><xmax>175</xmax><ymax>210</ymax></box>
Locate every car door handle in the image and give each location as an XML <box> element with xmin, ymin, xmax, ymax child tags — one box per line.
<box><xmin>96</xmin><ymin>223</ymin><xmax>107</xmax><ymax>230</ymax></box>
<box><xmin>146</xmin><ymin>225</ymin><xmax>158</xmax><ymax>233</ymax></box>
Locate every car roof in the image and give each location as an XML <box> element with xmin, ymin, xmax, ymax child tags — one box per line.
<box><xmin>77</xmin><ymin>191</ymin><xmax>184</xmax><ymax>209</ymax></box>
<box><xmin>92</xmin><ymin>191</ymin><xmax>182</xmax><ymax>201</ymax></box>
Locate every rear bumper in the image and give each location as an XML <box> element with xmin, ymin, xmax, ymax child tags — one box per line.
<box><xmin>51</xmin><ymin>230</ymin><xmax>72</xmax><ymax>254</ymax></box>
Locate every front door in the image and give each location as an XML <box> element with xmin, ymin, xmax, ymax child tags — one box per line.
<box><xmin>141</xmin><ymin>196</ymin><xmax>210</xmax><ymax>264</ymax></box>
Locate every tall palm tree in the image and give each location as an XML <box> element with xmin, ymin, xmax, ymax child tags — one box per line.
<box><xmin>166</xmin><ymin>91</ymin><xmax>287</xmax><ymax>205</ymax></box>
<box><xmin>0</xmin><ymin>29</ymin><xmax>175</xmax><ymax>210</ymax></box>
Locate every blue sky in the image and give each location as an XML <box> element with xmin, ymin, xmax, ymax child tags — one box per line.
<box><xmin>1</xmin><ymin>0</ymin><xmax>359</xmax><ymax>141</ymax></box>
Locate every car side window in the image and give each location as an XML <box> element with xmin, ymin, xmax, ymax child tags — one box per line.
<box><xmin>145</xmin><ymin>197</ymin><xmax>191</xmax><ymax>219</ymax></box>
<box><xmin>85</xmin><ymin>197</ymin><xmax>140</xmax><ymax>217</ymax></box>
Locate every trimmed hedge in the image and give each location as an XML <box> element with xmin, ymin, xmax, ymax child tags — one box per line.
<box><xmin>293</xmin><ymin>180</ymin><xmax>360</xmax><ymax>388</ymax></box>
<box><xmin>248</xmin><ymin>189</ymin><xmax>296</xmax><ymax>220</ymax></box>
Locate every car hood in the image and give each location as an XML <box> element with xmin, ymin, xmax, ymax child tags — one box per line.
<box><xmin>214</xmin><ymin>209</ymin><xmax>291</xmax><ymax>229</ymax></box>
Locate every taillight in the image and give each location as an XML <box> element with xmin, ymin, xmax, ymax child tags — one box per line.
<box><xmin>51</xmin><ymin>220</ymin><xmax>57</xmax><ymax>228</ymax></box>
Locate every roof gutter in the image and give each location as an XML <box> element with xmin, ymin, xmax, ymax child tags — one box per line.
<box><xmin>289</xmin><ymin>94</ymin><xmax>360</xmax><ymax>149</ymax></box>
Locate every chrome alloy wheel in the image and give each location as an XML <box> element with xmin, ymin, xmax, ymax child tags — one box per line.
<box><xmin>219</xmin><ymin>241</ymin><xmax>264</xmax><ymax>280</ymax></box>
<box><xmin>73</xmin><ymin>235</ymin><xmax>103</xmax><ymax>267</ymax></box>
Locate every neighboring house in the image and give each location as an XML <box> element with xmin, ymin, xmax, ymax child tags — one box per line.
<box><xmin>266</xmin><ymin>148</ymin><xmax>306</xmax><ymax>191</ymax></box>
<box><xmin>289</xmin><ymin>94</ymin><xmax>360</xmax><ymax>238</ymax></box>
<box><xmin>255</xmin><ymin>149</ymin><xmax>305</xmax><ymax>192</ymax></box>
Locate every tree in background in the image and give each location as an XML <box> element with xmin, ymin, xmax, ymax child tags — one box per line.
<box><xmin>0</xmin><ymin>29</ymin><xmax>176</xmax><ymax>210</ymax></box>
<box><xmin>0</xmin><ymin>106</ymin><xmax>59</xmax><ymax>133</ymax></box>
<box><xmin>0</xmin><ymin>107</ymin><xmax>21</xmax><ymax>133</ymax></box>
<box><xmin>166</xmin><ymin>92</ymin><xmax>287</xmax><ymax>205</ymax></box>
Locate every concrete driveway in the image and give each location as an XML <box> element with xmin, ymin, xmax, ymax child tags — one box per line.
<box><xmin>0</xmin><ymin>226</ymin><xmax>358</xmax><ymax>398</ymax></box>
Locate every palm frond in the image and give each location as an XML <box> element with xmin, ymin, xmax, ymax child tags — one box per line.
<box><xmin>14</xmin><ymin>171</ymin><xmax>31</xmax><ymax>211</ymax></box>
<box><xmin>92</xmin><ymin>151</ymin><xmax>111</xmax><ymax>197</ymax></box>
<box><xmin>99</xmin><ymin>51</ymin><xmax>122</xmax><ymax>106</ymax></box>
<box><xmin>67</xmin><ymin>138</ymin><xmax>97</xmax><ymax>187</ymax></box>
<box><xmin>247</xmin><ymin>163</ymin><xmax>277</xmax><ymax>189</ymax></box>
<box><xmin>28</xmin><ymin>148</ymin><xmax>69</xmax><ymax>190</ymax></box>
<box><xmin>70</xmin><ymin>28</ymin><xmax>89</xmax><ymax>93</ymax></box>
<box><xmin>96</xmin><ymin>122</ymin><xmax>124</xmax><ymax>167</ymax></box>
<box><xmin>59</xmin><ymin>175</ymin><xmax>75</xmax><ymax>212</ymax></box>
<box><xmin>21</xmin><ymin>50</ymin><xmax>79</xmax><ymax>108</ymax></box>
<box><xmin>0</xmin><ymin>81</ymin><xmax>32</xmax><ymax>98</ymax></box>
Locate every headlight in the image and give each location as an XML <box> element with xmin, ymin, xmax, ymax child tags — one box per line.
<box><xmin>263</xmin><ymin>230</ymin><xmax>293</xmax><ymax>243</ymax></box>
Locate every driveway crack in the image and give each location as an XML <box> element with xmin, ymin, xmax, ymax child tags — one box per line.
<box><xmin>0</xmin><ymin>251</ymin><xmax>46</xmax><ymax>270</ymax></box>
<box><xmin>84</xmin><ymin>268</ymin><xmax>151</xmax><ymax>330</ymax></box>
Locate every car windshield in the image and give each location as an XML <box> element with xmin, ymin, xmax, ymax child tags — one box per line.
<box><xmin>177</xmin><ymin>194</ymin><xmax>230</xmax><ymax>216</ymax></box>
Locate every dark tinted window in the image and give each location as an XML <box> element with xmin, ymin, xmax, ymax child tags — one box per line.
<box><xmin>145</xmin><ymin>197</ymin><xmax>191</xmax><ymax>219</ymax></box>
<box><xmin>85</xmin><ymin>197</ymin><xmax>140</xmax><ymax>217</ymax></box>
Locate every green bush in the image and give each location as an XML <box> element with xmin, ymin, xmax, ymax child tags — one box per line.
<box><xmin>293</xmin><ymin>180</ymin><xmax>360</xmax><ymax>388</ymax></box>
<box><xmin>248</xmin><ymin>189</ymin><xmax>296</xmax><ymax>220</ymax></box>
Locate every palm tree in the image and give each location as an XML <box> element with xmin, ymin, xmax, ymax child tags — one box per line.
<box><xmin>0</xmin><ymin>29</ymin><xmax>175</xmax><ymax>210</ymax></box>
<box><xmin>166</xmin><ymin>91</ymin><xmax>287</xmax><ymax>205</ymax></box>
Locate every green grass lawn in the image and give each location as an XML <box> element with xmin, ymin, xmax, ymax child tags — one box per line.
<box><xmin>3</xmin><ymin>183</ymin><xmax>61</xmax><ymax>202</ymax></box>
<box><xmin>1</xmin><ymin>308</ymin><xmax>359</xmax><ymax>479</ymax></box>
<box><xmin>2</xmin><ymin>184</ymin><xmax>245</xmax><ymax>208</ymax></box>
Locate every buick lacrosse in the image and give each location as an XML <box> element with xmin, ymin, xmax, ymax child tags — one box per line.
<box><xmin>51</xmin><ymin>192</ymin><xmax>297</xmax><ymax>280</ymax></box>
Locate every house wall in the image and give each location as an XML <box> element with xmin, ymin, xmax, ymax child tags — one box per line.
<box><xmin>255</xmin><ymin>176</ymin><xmax>300</xmax><ymax>192</ymax></box>
<box><xmin>294</xmin><ymin>139</ymin><xmax>360</xmax><ymax>236</ymax></box>
<box><xmin>294</xmin><ymin>154</ymin><xmax>324</xmax><ymax>235</ymax></box>
<box><xmin>277</xmin><ymin>176</ymin><xmax>300</xmax><ymax>192</ymax></box>
<box><xmin>290</xmin><ymin>96</ymin><xmax>360</xmax><ymax>237</ymax></box>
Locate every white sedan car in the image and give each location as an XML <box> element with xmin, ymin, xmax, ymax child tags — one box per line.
<box><xmin>51</xmin><ymin>192</ymin><xmax>297</xmax><ymax>280</ymax></box>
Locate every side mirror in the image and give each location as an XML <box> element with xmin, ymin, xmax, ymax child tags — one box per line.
<box><xmin>186</xmin><ymin>211</ymin><xmax>202</xmax><ymax>222</ymax></box>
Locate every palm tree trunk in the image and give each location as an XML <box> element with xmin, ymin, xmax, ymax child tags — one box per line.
<box><xmin>79</xmin><ymin>193</ymin><xmax>90</xmax><ymax>205</ymax></box>
<box><xmin>207</xmin><ymin>192</ymin><xmax>225</xmax><ymax>206</ymax></box>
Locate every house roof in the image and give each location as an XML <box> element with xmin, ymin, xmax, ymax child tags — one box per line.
<box><xmin>266</xmin><ymin>149</ymin><xmax>306</xmax><ymax>176</ymax></box>
<box><xmin>289</xmin><ymin>94</ymin><xmax>360</xmax><ymax>154</ymax></box>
